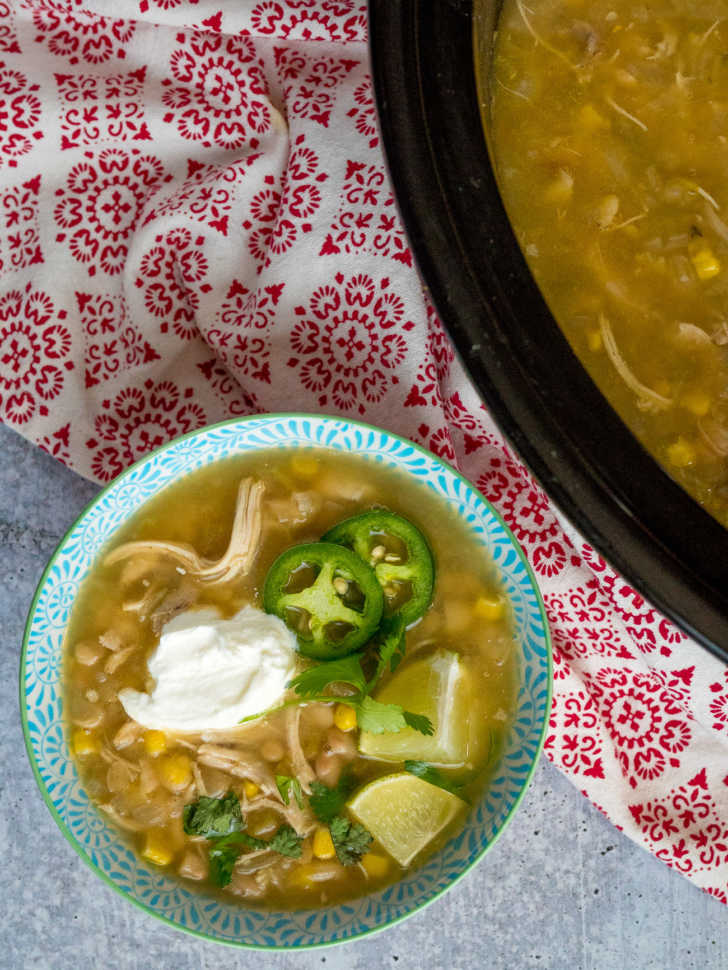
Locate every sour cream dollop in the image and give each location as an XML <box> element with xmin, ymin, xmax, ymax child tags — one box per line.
<box><xmin>118</xmin><ymin>606</ymin><xmax>297</xmax><ymax>732</ymax></box>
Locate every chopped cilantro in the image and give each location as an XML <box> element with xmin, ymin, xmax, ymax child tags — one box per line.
<box><xmin>183</xmin><ymin>792</ymin><xmax>304</xmax><ymax>887</ymax></box>
<box><xmin>402</xmin><ymin>710</ymin><xmax>435</xmax><ymax>736</ymax></box>
<box><xmin>182</xmin><ymin>791</ymin><xmax>242</xmax><ymax>838</ymax></box>
<box><xmin>403</xmin><ymin>760</ymin><xmax>468</xmax><ymax>799</ymax></box>
<box><xmin>276</xmin><ymin>774</ymin><xmax>305</xmax><ymax>809</ymax></box>
<box><xmin>268</xmin><ymin>824</ymin><xmax>304</xmax><ymax>858</ymax></box>
<box><xmin>354</xmin><ymin>695</ymin><xmax>434</xmax><ymax>736</ymax></box>
<box><xmin>309</xmin><ymin>774</ymin><xmax>356</xmax><ymax>823</ymax></box>
<box><xmin>329</xmin><ymin>815</ymin><xmax>373</xmax><ymax>866</ymax></box>
<box><xmin>288</xmin><ymin>654</ymin><xmax>367</xmax><ymax>698</ymax></box>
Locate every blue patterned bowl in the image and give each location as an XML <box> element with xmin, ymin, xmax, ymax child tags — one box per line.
<box><xmin>21</xmin><ymin>413</ymin><xmax>551</xmax><ymax>949</ymax></box>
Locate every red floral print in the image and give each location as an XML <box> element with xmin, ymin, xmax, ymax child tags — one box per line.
<box><xmin>77</xmin><ymin>291</ymin><xmax>159</xmax><ymax>388</ymax></box>
<box><xmin>274</xmin><ymin>46</ymin><xmax>358</xmax><ymax>127</ymax></box>
<box><xmin>708</xmin><ymin>671</ymin><xmax>728</xmax><ymax>733</ymax></box>
<box><xmin>85</xmin><ymin>378</ymin><xmax>208</xmax><ymax>482</ymax></box>
<box><xmin>545</xmin><ymin>691</ymin><xmax>606</xmax><ymax>780</ymax></box>
<box><xmin>248</xmin><ymin>1</ymin><xmax>366</xmax><ymax>42</ymax></box>
<box><xmin>287</xmin><ymin>272</ymin><xmax>410</xmax><ymax>414</ymax></box>
<box><xmin>144</xmin><ymin>154</ymin><xmax>261</xmax><ymax>236</ymax></box>
<box><xmin>28</xmin><ymin>1</ymin><xmax>135</xmax><ymax>66</ymax></box>
<box><xmin>630</xmin><ymin>770</ymin><xmax>728</xmax><ymax>876</ymax></box>
<box><xmin>162</xmin><ymin>31</ymin><xmax>271</xmax><ymax>149</ymax></box>
<box><xmin>320</xmin><ymin>159</ymin><xmax>411</xmax><ymax>265</ymax></box>
<box><xmin>0</xmin><ymin>283</ymin><xmax>73</xmax><ymax>425</ymax></box>
<box><xmin>197</xmin><ymin>357</ymin><xmax>261</xmax><ymax>416</ymax></box>
<box><xmin>0</xmin><ymin>62</ymin><xmax>43</xmax><ymax>168</ymax></box>
<box><xmin>135</xmin><ymin>227</ymin><xmax>211</xmax><ymax>340</ymax></box>
<box><xmin>246</xmin><ymin>133</ymin><xmax>326</xmax><ymax>269</ymax></box>
<box><xmin>54</xmin><ymin>148</ymin><xmax>171</xmax><ymax>276</ymax></box>
<box><xmin>588</xmin><ymin>667</ymin><xmax>692</xmax><ymax>788</ymax></box>
<box><xmin>404</xmin><ymin>304</ymin><xmax>456</xmax><ymax>410</ymax></box>
<box><xmin>0</xmin><ymin>173</ymin><xmax>42</xmax><ymax>274</ymax></box>
<box><xmin>0</xmin><ymin>1</ymin><xmax>20</xmax><ymax>54</ymax></box>
<box><xmin>206</xmin><ymin>278</ymin><xmax>283</xmax><ymax>385</ymax></box>
<box><xmin>55</xmin><ymin>67</ymin><xmax>150</xmax><ymax>149</ymax></box>
<box><xmin>38</xmin><ymin>422</ymin><xmax>71</xmax><ymax>463</ymax></box>
<box><xmin>347</xmin><ymin>77</ymin><xmax>378</xmax><ymax>148</ymax></box>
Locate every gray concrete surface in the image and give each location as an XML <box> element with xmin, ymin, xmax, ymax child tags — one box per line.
<box><xmin>1</xmin><ymin>421</ymin><xmax>726</xmax><ymax>970</ymax></box>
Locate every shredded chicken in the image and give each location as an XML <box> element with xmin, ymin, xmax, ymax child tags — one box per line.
<box><xmin>99</xmin><ymin>630</ymin><xmax>123</xmax><ymax>652</ymax></box>
<box><xmin>252</xmin><ymin>795</ymin><xmax>315</xmax><ymax>834</ymax></box>
<box><xmin>285</xmin><ymin>706</ymin><xmax>316</xmax><ymax>793</ymax></box>
<box><xmin>149</xmin><ymin>578</ymin><xmax>199</xmax><ymax>633</ymax></box>
<box><xmin>196</xmin><ymin>744</ymin><xmax>277</xmax><ymax>794</ymax></box>
<box><xmin>112</xmin><ymin>720</ymin><xmax>143</xmax><ymax>750</ymax></box>
<box><xmin>599</xmin><ymin>314</ymin><xmax>672</xmax><ymax>412</ymax></box>
<box><xmin>232</xmin><ymin>849</ymin><xmax>279</xmax><ymax>875</ymax></box>
<box><xmin>104</xmin><ymin>644</ymin><xmax>136</xmax><ymax>675</ymax></box>
<box><xmin>191</xmin><ymin>762</ymin><xmax>207</xmax><ymax>797</ymax></box>
<box><xmin>675</xmin><ymin>323</ymin><xmax>712</xmax><ymax>347</ymax></box>
<box><xmin>699</xmin><ymin>417</ymin><xmax>728</xmax><ymax>456</ymax></box>
<box><xmin>98</xmin><ymin>804</ymin><xmax>146</xmax><ymax>832</ymax></box>
<box><xmin>104</xmin><ymin>478</ymin><xmax>265</xmax><ymax>585</ymax></box>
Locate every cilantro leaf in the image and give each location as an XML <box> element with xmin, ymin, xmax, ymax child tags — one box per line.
<box><xmin>182</xmin><ymin>791</ymin><xmax>243</xmax><ymax>838</ymax></box>
<box><xmin>207</xmin><ymin>826</ymin><xmax>303</xmax><ymax>886</ymax></box>
<box><xmin>288</xmin><ymin>654</ymin><xmax>367</xmax><ymax>698</ymax></box>
<box><xmin>208</xmin><ymin>841</ymin><xmax>239</xmax><ymax>887</ymax></box>
<box><xmin>309</xmin><ymin>774</ymin><xmax>356</xmax><ymax>823</ymax></box>
<box><xmin>268</xmin><ymin>824</ymin><xmax>304</xmax><ymax>858</ymax></box>
<box><xmin>404</xmin><ymin>760</ymin><xmax>468</xmax><ymax>799</ymax></box>
<box><xmin>402</xmin><ymin>710</ymin><xmax>435</xmax><ymax>736</ymax></box>
<box><xmin>329</xmin><ymin>815</ymin><xmax>373</xmax><ymax>866</ymax></box>
<box><xmin>355</xmin><ymin>695</ymin><xmax>408</xmax><ymax>734</ymax></box>
<box><xmin>208</xmin><ymin>831</ymin><xmax>265</xmax><ymax>887</ymax></box>
<box><xmin>370</xmin><ymin>615</ymin><xmax>407</xmax><ymax>689</ymax></box>
<box><xmin>276</xmin><ymin>775</ymin><xmax>305</xmax><ymax>809</ymax></box>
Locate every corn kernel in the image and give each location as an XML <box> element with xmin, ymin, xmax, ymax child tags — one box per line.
<box><xmin>654</xmin><ymin>378</ymin><xmax>672</xmax><ymax>398</ymax></box>
<box><xmin>72</xmin><ymin>729</ymin><xmax>99</xmax><ymax>757</ymax></box>
<box><xmin>333</xmin><ymin>703</ymin><xmax>357</xmax><ymax>732</ymax></box>
<box><xmin>579</xmin><ymin>103</ymin><xmax>609</xmax><ymax>131</ymax></box>
<box><xmin>143</xmin><ymin>730</ymin><xmax>167</xmax><ymax>757</ymax></box>
<box><xmin>682</xmin><ymin>390</ymin><xmax>711</xmax><ymax>417</ymax></box>
<box><xmin>291</xmin><ymin>453</ymin><xmax>319</xmax><ymax>478</ymax></box>
<box><xmin>142</xmin><ymin>831</ymin><xmax>174</xmax><ymax>867</ymax></box>
<box><xmin>158</xmin><ymin>752</ymin><xmax>192</xmax><ymax>791</ymax></box>
<box><xmin>361</xmin><ymin>852</ymin><xmax>390</xmax><ymax>880</ymax></box>
<box><xmin>691</xmin><ymin>248</ymin><xmax>721</xmax><ymax>280</ymax></box>
<box><xmin>667</xmin><ymin>437</ymin><xmax>696</xmax><ymax>468</ymax></box>
<box><xmin>313</xmin><ymin>826</ymin><xmax>336</xmax><ymax>860</ymax></box>
<box><xmin>243</xmin><ymin>779</ymin><xmax>260</xmax><ymax>799</ymax></box>
<box><xmin>586</xmin><ymin>329</ymin><xmax>602</xmax><ymax>352</ymax></box>
<box><xmin>474</xmin><ymin>595</ymin><xmax>504</xmax><ymax>621</ymax></box>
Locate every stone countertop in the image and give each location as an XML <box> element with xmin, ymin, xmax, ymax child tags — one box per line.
<box><xmin>2</xmin><ymin>423</ymin><xmax>726</xmax><ymax>970</ymax></box>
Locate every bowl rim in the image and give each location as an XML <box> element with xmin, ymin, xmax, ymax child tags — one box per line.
<box><xmin>20</xmin><ymin>411</ymin><xmax>552</xmax><ymax>950</ymax></box>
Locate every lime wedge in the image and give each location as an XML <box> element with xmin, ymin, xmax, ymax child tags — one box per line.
<box><xmin>347</xmin><ymin>772</ymin><xmax>466</xmax><ymax>867</ymax></box>
<box><xmin>359</xmin><ymin>649</ymin><xmax>480</xmax><ymax>766</ymax></box>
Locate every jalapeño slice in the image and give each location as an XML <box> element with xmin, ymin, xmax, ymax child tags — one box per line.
<box><xmin>263</xmin><ymin>542</ymin><xmax>384</xmax><ymax>659</ymax></box>
<box><xmin>322</xmin><ymin>511</ymin><xmax>434</xmax><ymax>626</ymax></box>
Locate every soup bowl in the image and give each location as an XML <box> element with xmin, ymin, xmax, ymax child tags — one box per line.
<box><xmin>21</xmin><ymin>413</ymin><xmax>551</xmax><ymax>949</ymax></box>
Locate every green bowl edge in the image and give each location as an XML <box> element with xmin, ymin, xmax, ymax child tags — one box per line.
<box><xmin>19</xmin><ymin>410</ymin><xmax>554</xmax><ymax>951</ymax></box>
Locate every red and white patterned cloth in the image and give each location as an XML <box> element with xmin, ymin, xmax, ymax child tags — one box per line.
<box><xmin>2</xmin><ymin>0</ymin><xmax>727</xmax><ymax>902</ymax></box>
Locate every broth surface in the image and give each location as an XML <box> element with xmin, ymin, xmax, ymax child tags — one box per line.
<box><xmin>65</xmin><ymin>448</ymin><xmax>517</xmax><ymax>909</ymax></box>
<box><xmin>486</xmin><ymin>0</ymin><xmax>728</xmax><ymax>526</ymax></box>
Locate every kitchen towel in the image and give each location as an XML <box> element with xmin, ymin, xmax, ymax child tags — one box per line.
<box><xmin>2</xmin><ymin>0</ymin><xmax>727</xmax><ymax>902</ymax></box>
